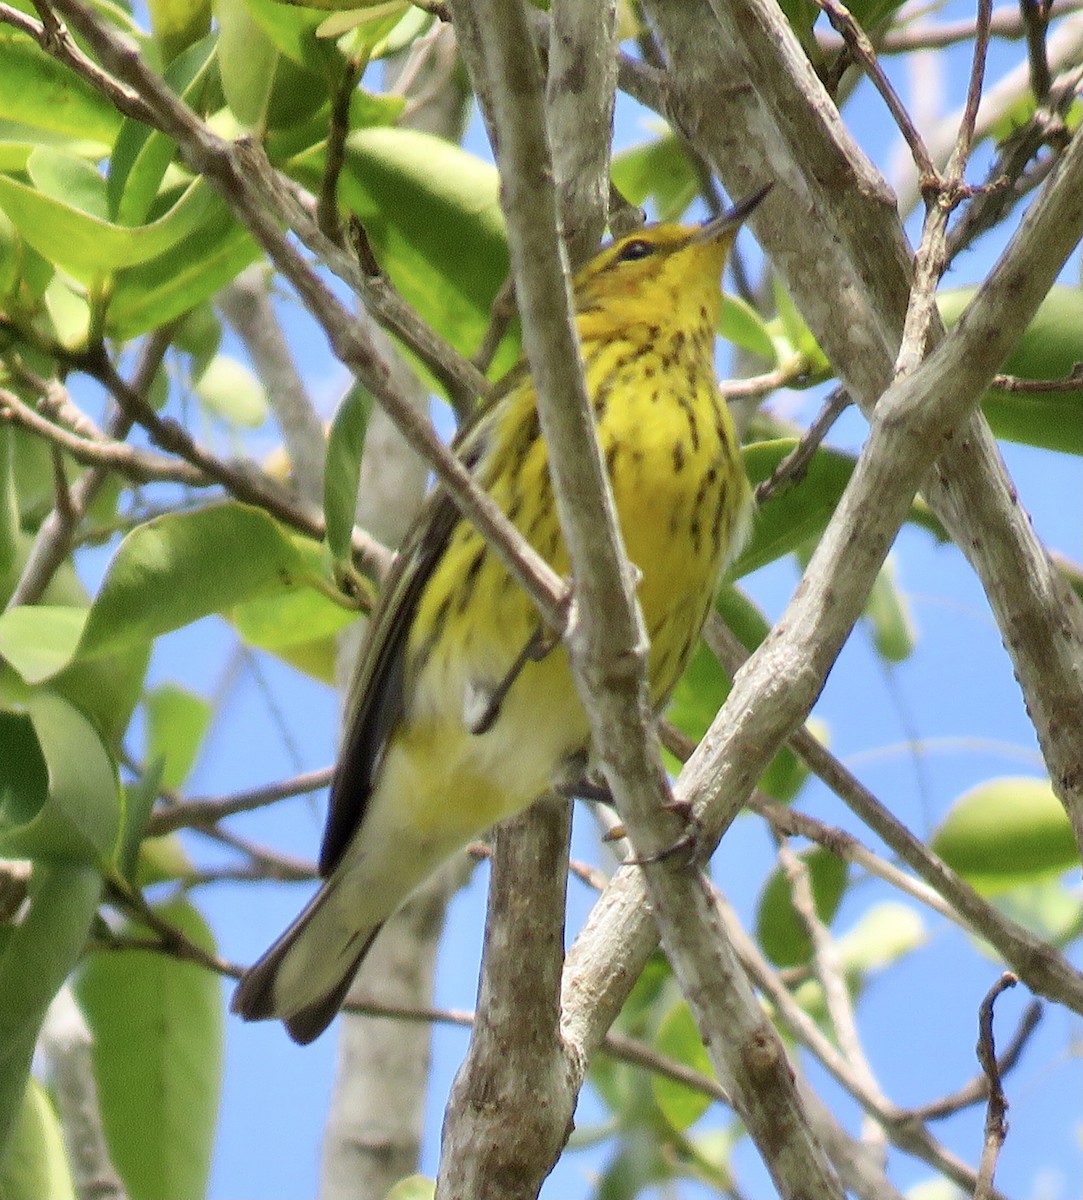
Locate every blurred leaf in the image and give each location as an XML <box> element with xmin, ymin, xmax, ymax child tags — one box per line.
<box><xmin>938</xmin><ymin>286</ymin><xmax>1083</xmax><ymax>455</ymax></box>
<box><xmin>0</xmin><ymin>1078</ymin><xmax>76</xmax><ymax>1200</ymax></box>
<box><xmin>136</xmin><ymin>834</ymin><xmax>196</xmax><ymax>887</ymax></box>
<box><xmin>76</xmin><ymin>897</ymin><xmax>222</xmax><ymax>1200</ymax></box>
<box><xmin>611</xmin><ymin>132</ymin><xmax>698</xmax><ymax>223</ymax></box>
<box><xmin>148</xmin><ymin>0</ymin><xmax>212</xmax><ymax>62</ymax></box>
<box><xmin>931</xmin><ymin>776</ymin><xmax>1079</xmax><ymax>892</ymax></box>
<box><xmin>0</xmin><ymin>864</ymin><xmax>102</xmax><ymax>1159</ymax></box>
<box><xmin>989</xmin><ymin>879</ymin><xmax>1083</xmax><ymax>948</ymax></box>
<box><xmin>757</xmin><ymin>846</ymin><xmax>848</xmax><ymax>968</ymax></box>
<box><xmin>241</xmin><ymin>0</ymin><xmax>341</xmax><ymax>69</ymax></box>
<box><xmin>324</xmin><ymin>383</ymin><xmax>373</xmax><ymax>562</ymax></box>
<box><xmin>0</xmin><ymin>153</ymin><xmax>221</xmax><ymax>284</ymax></box>
<box><xmin>229</xmin><ymin>575</ymin><xmax>355</xmax><ymax>681</ymax></box>
<box><xmin>78</xmin><ymin>504</ymin><xmax>324</xmax><ymax>663</ymax></box>
<box><xmin>51</xmin><ymin>639</ymin><xmax>151</xmax><ymax>749</ymax></box>
<box><xmin>215</xmin><ymin>0</ymin><xmax>279</xmax><ymax>129</ymax></box>
<box><xmin>768</xmin><ymin>277</ymin><xmax>831</xmax><ymax>377</ymax></box>
<box><xmin>736</xmin><ymin>439</ymin><xmax>942</xmax><ymax>578</ymax></box>
<box><xmin>0</xmin><ymin>427</ymin><xmax>18</xmax><ymax>579</ymax></box>
<box><xmin>115</xmin><ymin>764</ymin><xmax>164</xmax><ymax>886</ymax></box>
<box><xmin>864</xmin><ymin>556</ymin><xmax>917</xmax><ymax>663</ymax></box>
<box><xmin>652</xmin><ymin>1001</ymin><xmax>714</xmax><ymax>1131</ymax></box>
<box><xmin>0</xmin><ymin>34</ymin><xmax>121</xmax><ymax>149</ymax></box>
<box><xmin>173</xmin><ymin>301</ymin><xmax>223</xmax><ymax>379</ymax></box>
<box><xmin>194</xmin><ymin>353</ymin><xmax>268</xmax><ymax>427</ymax></box>
<box><xmin>720</xmin><ymin>293</ymin><xmax>777</xmax><ymax>363</ymax></box>
<box><xmin>105</xmin><ymin>200</ymin><xmax>259</xmax><ymax>338</ymax></box>
<box><xmin>144</xmin><ymin>684</ymin><xmax>212</xmax><ymax>791</ymax></box>
<box><xmin>835</xmin><ymin>902</ymin><xmax>926</xmax><ymax>976</ymax></box>
<box><xmin>109</xmin><ymin>34</ymin><xmax>220</xmax><ymax>226</ymax></box>
<box><xmin>0</xmin><ymin>690</ymin><xmax>119</xmax><ymax>864</ymax></box>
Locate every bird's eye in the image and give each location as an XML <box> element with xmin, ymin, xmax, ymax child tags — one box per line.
<box><xmin>616</xmin><ymin>238</ymin><xmax>653</xmax><ymax>263</ymax></box>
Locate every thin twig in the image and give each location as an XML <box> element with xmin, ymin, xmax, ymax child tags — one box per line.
<box><xmin>974</xmin><ymin>974</ymin><xmax>1019</xmax><ymax>1200</ymax></box>
<box><xmin>813</xmin><ymin>0</ymin><xmax>938</xmax><ymax>182</ymax></box>
<box><xmin>148</xmin><ymin>767</ymin><xmax>334</xmax><ymax>836</ymax></box>
<box><xmin>913</xmin><ymin>999</ymin><xmax>1041</xmax><ymax>1121</ymax></box>
<box><xmin>318</xmin><ymin>56</ymin><xmax>366</xmax><ymax>243</ymax></box>
<box><xmin>754</xmin><ymin>386</ymin><xmax>852</xmax><ymax>504</ymax></box>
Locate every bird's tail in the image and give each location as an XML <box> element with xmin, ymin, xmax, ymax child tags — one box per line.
<box><xmin>231</xmin><ymin>876</ymin><xmax>382</xmax><ymax>1044</ymax></box>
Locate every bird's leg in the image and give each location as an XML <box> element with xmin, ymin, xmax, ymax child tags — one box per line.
<box><xmin>465</xmin><ymin>623</ymin><xmax>560</xmax><ymax>736</ymax></box>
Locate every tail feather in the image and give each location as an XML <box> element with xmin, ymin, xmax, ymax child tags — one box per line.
<box><xmin>231</xmin><ymin>877</ymin><xmax>383</xmax><ymax>1044</ymax></box>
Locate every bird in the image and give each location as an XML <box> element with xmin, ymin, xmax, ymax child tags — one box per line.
<box><xmin>232</xmin><ymin>187</ymin><xmax>767</xmax><ymax>1043</ymax></box>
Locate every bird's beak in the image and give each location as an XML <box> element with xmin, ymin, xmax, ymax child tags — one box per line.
<box><xmin>694</xmin><ymin>182</ymin><xmax>773</xmax><ymax>243</ymax></box>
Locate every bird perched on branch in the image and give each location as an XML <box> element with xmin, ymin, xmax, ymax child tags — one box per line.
<box><xmin>232</xmin><ymin>187</ymin><xmax>768</xmax><ymax>1043</ymax></box>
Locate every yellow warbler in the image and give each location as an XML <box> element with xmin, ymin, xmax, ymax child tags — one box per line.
<box><xmin>233</xmin><ymin>189</ymin><xmax>766</xmax><ymax>1043</ymax></box>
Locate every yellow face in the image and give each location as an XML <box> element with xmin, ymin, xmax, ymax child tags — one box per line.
<box><xmin>572</xmin><ymin>223</ymin><xmax>736</xmax><ymax>340</ymax></box>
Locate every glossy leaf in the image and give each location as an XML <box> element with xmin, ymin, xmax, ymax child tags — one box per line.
<box><xmin>0</xmin><ymin>34</ymin><xmax>121</xmax><ymax>148</ymax></box>
<box><xmin>0</xmin><ymin>605</ymin><xmax>86</xmax><ymax>684</ymax></box>
<box><xmin>0</xmin><ymin>154</ymin><xmax>221</xmax><ymax>283</ymax></box>
<box><xmin>108</xmin><ymin>34</ymin><xmax>220</xmax><ymax>225</ymax></box>
<box><xmin>105</xmin><ymin>201</ymin><xmax>259</xmax><ymax>338</ymax></box>
<box><xmin>931</xmin><ymin>776</ymin><xmax>1079</xmax><ymax>892</ymax></box>
<box><xmin>735</xmin><ymin>439</ymin><xmax>943</xmax><ymax>578</ymax></box>
<box><xmin>78</xmin><ymin>504</ymin><xmax>322</xmax><ymax>663</ymax></box>
<box><xmin>76</xmin><ymin>898</ymin><xmax>223</xmax><ymax>1200</ymax></box>
<box><xmin>288</xmin><ymin>128</ymin><xmax>513</xmax><ymax>376</ymax></box>
<box><xmin>215</xmin><ymin>0</ymin><xmax>279</xmax><ymax>130</ymax></box>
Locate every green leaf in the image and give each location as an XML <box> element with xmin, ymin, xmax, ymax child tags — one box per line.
<box><xmin>0</xmin><ymin>427</ymin><xmax>18</xmax><ymax>580</ymax></box>
<box><xmin>938</xmin><ymin>286</ymin><xmax>1083</xmax><ymax>455</ymax></box>
<box><xmin>105</xmin><ymin>199</ymin><xmax>259</xmax><ymax>338</ymax></box>
<box><xmin>0</xmin><ymin>1078</ymin><xmax>76</xmax><ymax>1200</ymax></box>
<box><xmin>194</xmin><ymin>354</ymin><xmax>268</xmax><ymax>427</ymax></box>
<box><xmin>144</xmin><ymin>684</ymin><xmax>212</xmax><ymax>791</ymax></box>
<box><xmin>240</xmin><ymin>0</ymin><xmax>341</xmax><ymax>70</ymax></box>
<box><xmin>0</xmin><ymin>158</ymin><xmax>221</xmax><ymax>284</ymax></box>
<box><xmin>0</xmin><ymin>606</ymin><xmax>87</xmax><ymax>684</ymax></box>
<box><xmin>931</xmin><ymin>776</ymin><xmax>1079</xmax><ymax>892</ymax></box>
<box><xmin>116</xmin><ymin>765</ymin><xmax>165</xmax><ymax>886</ymax></box>
<box><xmin>863</xmin><ymin>556</ymin><xmax>916</xmax><ymax>663</ymax></box>
<box><xmin>735</xmin><ymin>439</ymin><xmax>942</xmax><ymax>578</ymax></box>
<box><xmin>215</xmin><ymin>0</ymin><xmax>279</xmax><ymax>130</ymax></box>
<box><xmin>288</xmin><ymin>127</ymin><xmax>513</xmax><ymax>376</ymax></box>
<box><xmin>147</xmin><ymin>0</ymin><xmax>212</xmax><ymax>63</ymax></box>
<box><xmin>76</xmin><ymin>898</ymin><xmax>223</xmax><ymax>1200</ymax></box>
<box><xmin>324</xmin><ymin>383</ymin><xmax>374</xmax><ymax>562</ymax></box>
<box><xmin>50</xmin><ymin>639</ymin><xmax>151</xmax><ymax>748</ymax></box>
<box><xmin>610</xmin><ymin>132</ymin><xmax>699</xmax><ymax>223</ymax></box>
<box><xmin>0</xmin><ymin>690</ymin><xmax>120</xmax><ymax>864</ymax></box>
<box><xmin>652</xmin><ymin>1001</ymin><xmax>714</xmax><ymax>1131</ymax></box>
<box><xmin>228</xmin><ymin>584</ymin><xmax>355</xmax><ymax>682</ymax></box>
<box><xmin>757</xmin><ymin>846</ymin><xmax>848</xmax><ymax>968</ymax></box>
<box><xmin>0</xmin><ymin>33</ymin><xmax>121</xmax><ymax>148</ymax></box>
<box><xmin>0</xmin><ymin>865</ymin><xmax>102</xmax><ymax>1159</ymax></box>
<box><xmin>720</xmin><ymin>293</ymin><xmax>777</xmax><ymax>363</ymax></box>
<box><xmin>108</xmin><ymin>33</ymin><xmax>220</xmax><ymax>225</ymax></box>
<box><xmin>78</xmin><ymin>504</ymin><xmax>322</xmax><ymax>662</ymax></box>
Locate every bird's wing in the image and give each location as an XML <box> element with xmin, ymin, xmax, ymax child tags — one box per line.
<box><xmin>317</xmin><ymin>486</ymin><xmax>461</xmax><ymax>876</ymax></box>
<box><xmin>314</xmin><ymin>378</ymin><xmax>524</xmax><ymax>877</ymax></box>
